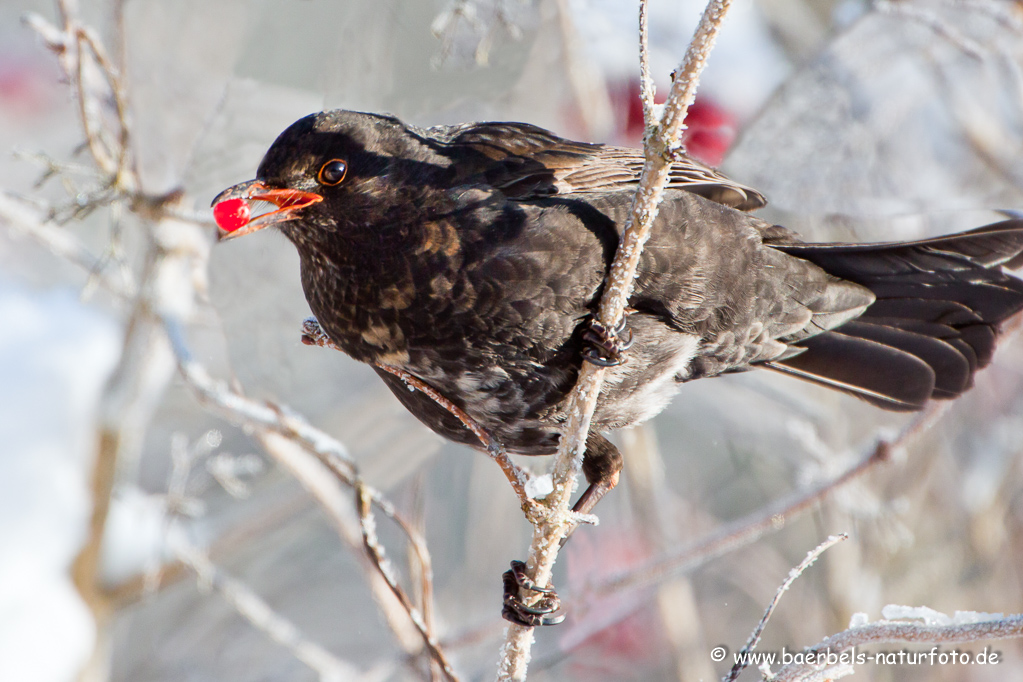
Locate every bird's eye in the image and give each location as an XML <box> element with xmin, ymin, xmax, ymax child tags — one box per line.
<box><xmin>318</xmin><ymin>159</ymin><xmax>347</xmax><ymax>186</ymax></box>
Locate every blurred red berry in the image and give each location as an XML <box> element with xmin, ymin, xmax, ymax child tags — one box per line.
<box><xmin>613</xmin><ymin>80</ymin><xmax>737</xmax><ymax>166</ymax></box>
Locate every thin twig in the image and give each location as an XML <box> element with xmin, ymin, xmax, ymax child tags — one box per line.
<box><xmin>875</xmin><ymin>0</ymin><xmax>985</xmax><ymax>60</ymax></box>
<box><xmin>171</xmin><ymin>533</ymin><xmax>362</xmax><ymax>682</ymax></box>
<box><xmin>496</xmin><ymin>1</ymin><xmax>735</xmax><ymax>679</ymax></box>
<box><xmin>375</xmin><ymin>364</ymin><xmax>533</xmax><ymax>506</ymax></box>
<box><xmin>357</xmin><ymin>486</ymin><xmax>461</xmax><ymax>682</ymax></box>
<box><xmin>0</xmin><ymin>192</ymin><xmax>137</xmax><ymax>299</ymax></box>
<box><xmin>407</xmin><ymin>474</ymin><xmax>442</xmax><ymax>681</ymax></box>
<box><xmin>303</xmin><ymin>315</ymin><xmax>536</xmax><ymax>512</ymax></box>
<box><xmin>164</xmin><ymin>316</ymin><xmax>457</xmax><ymax>675</ymax></box>
<box><xmin>724</xmin><ymin>534</ymin><xmax>848</xmax><ymax>682</ymax></box>
<box><xmin>75</xmin><ymin>25</ymin><xmax>132</xmax><ymax>183</ymax></box>
<box><xmin>167</xmin><ymin>317</ymin><xmax>436</xmax><ymax>572</ymax></box>
<box><xmin>955</xmin><ymin>0</ymin><xmax>1023</xmax><ymax>34</ymax></box>
<box><xmin>33</xmin><ymin>2</ymin><xmax>135</xmax><ymax>186</ymax></box>
<box><xmin>302</xmin><ymin>315</ymin><xmax>535</xmax><ymax>509</ymax></box>
<box><xmin>588</xmin><ymin>402</ymin><xmax>944</xmax><ymax>598</ymax></box>
<box><xmin>255</xmin><ymin>432</ymin><xmax>426</xmax><ymax>657</ymax></box>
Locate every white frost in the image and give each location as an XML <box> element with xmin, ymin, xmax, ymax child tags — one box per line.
<box><xmin>525</xmin><ymin>474</ymin><xmax>554</xmax><ymax>500</ymax></box>
<box><xmin>953</xmin><ymin>610</ymin><xmax>1005</xmax><ymax>624</ymax></box>
<box><xmin>881</xmin><ymin>604</ymin><xmax>953</xmax><ymax>626</ymax></box>
<box><xmin>848</xmin><ymin>612</ymin><xmax>870</xmax><ymax>628</ymax></box>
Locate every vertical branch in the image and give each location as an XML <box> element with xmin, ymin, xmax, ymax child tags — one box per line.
<box><xmin>25</xmin><ymin>14</ymin><xmax>151</xmax><ymax>676</ymax></box>
<box><xmin>407</xmin><ymin>474</ymin><xmax>442</xmax><ymax>681</ymax></box>
<box><xmin>357</xmin><ymin>487</ymin><xmax>461</xmax><ymax>682</ymax></box>
<box><xmin>638</xmin><ymin>0</ymin><xmax>656</xmax><ymax>127</ymax></box>
<box><xmin>76</xmin><ymin>206</ymin><xmax>208</xmax><ymax>682</ymax></box>
<box><xmin>496</xmin><ymin>1</ymin><xmax>735</xmax><ymax>680</ymax></box>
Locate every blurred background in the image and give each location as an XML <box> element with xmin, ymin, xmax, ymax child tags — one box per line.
<box><xmin>2</xmin><ymin>0</ymin><xmax>1023</xmax><ymax>680</ymax></box>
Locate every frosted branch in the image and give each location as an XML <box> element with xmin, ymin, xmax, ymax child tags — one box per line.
<box><xmin>771</xmin><ymin>612</ymin><xmax>1023</xmax><ymax>682</ymax></box>
<box><xmin>725</xmin><ymin>534</ymin><xmax>848</xmax><ymax>682</ymax></box>
<box><xmin>496</xmin><ymin>1</ymin><xmax>736</xmax><ymax>679</ymax></box>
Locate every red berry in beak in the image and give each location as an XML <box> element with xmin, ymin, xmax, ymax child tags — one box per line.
<box><xmin>213</xmin><ymin>198</ymin><xmax>251</xmax><ymax>232</ymax></box>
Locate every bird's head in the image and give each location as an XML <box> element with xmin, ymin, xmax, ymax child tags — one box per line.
<box><xmin>212</xmin><ymin>110</ymin><xmax>449</xmax><ymax>243</ymax></box>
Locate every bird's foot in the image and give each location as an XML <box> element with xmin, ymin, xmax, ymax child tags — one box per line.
<box><xmin>301</xmin><ymin>316</ymin><xmax>342</xmax><ymax>351</ymax></box>
<box><xmin>581</xmin><ymin>316</ymin><xmax>634</xmax><ymax>367</ymax></box>
<box><xmin>501</xmin><ymin>560</ymin><xmax>565</xmax><ymax>627</ymax></box>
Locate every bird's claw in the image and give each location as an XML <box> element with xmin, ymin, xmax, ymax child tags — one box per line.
<box><xmin>501</xmin><ymin>560</ymin><xmax>565</xmax><ymax>627</ymax></box>
<box><xmin>507</xmin><ymin>558</ymin><xmax>554</xmax><ymax>593</ymax></box>
<box><xmin>301</xmin><ymin>317</ymin><xmax>342</xmax><ymax>351</ymax></box>
<box><xmin>581</xmin><ymin>317</ymin><xmax>634</xmax><ymax>367</ymax></box>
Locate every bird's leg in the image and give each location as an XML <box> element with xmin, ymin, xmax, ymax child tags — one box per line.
<box><xmin>581</xmin><ymin>315</ymin><xmax>634</xmax><ymax>367</ymax></box>
<box><xmin>501</xmin><ymin>433</ymin><xmax>622</xmax><ymax>626</ymax></box>
<box><xmin>565</xmin><ymin>433</ymin><xmax>623</xmax><ymax>541</ymax></box>
<box><xmin>300</xmin><ymin>316</ymin><xmax>343</xmax><ymax>352</ymax></box>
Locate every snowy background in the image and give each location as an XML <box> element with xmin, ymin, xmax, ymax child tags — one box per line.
<box><xmin>2</xmin><ymin>0</ymin><xmax>1023</xmax><ymax>680</ymax></box>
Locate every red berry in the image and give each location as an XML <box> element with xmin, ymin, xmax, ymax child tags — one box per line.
<box><xmin>213</xmin><ymin>198</ymin><xmax>251</xmax><ymax>232</ymax></box>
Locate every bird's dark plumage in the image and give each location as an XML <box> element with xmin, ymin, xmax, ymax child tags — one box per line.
<box><xmin>214</xmin><ymin>107</ymin><xmax>1023</xmax><ymax>486</ymax></box>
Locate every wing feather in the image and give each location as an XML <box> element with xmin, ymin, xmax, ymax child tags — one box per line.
<box><xmin>425</xmin><ymin>121</ymin><xmax>766</xmax><ymax>211</ymax></box>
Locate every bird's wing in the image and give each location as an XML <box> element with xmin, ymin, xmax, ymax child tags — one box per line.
<box><xmin>425</xmin><ymin>121</ymin><xmax>766</xmax><ymax>211</ymax></box>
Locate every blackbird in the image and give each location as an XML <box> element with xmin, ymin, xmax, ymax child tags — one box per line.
<box><xmin>214</xmin><ymin>109</ymin><xmax>1023</xmax><ymax>625</ymax></box>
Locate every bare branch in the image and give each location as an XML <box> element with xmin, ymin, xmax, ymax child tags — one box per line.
<box><xmin>0</xmin><ymin>192</ymin><xmax>137</xmax><ymax>299</ymax></box>
<box><xmin>357</xmin><ymin>487</ymin><xmax>461</xmax><ymax>682</ymax></box>
<box><xmin>75</xmin><ymin>25</ymin><xmax>132</xmax><ymax>183</ymax></box>
<box><xmin>725</xmin><ymin>534</ymin><xmax>848</xmax><ymax>682</ymax></box>
<box><xmin>170</xmin><ymin>533</ymin><xmax>363</xmax><ymax>682</ymax></box>
<box><xmin>164</xmin><ymin>316</ymin><xmax>458</xmax><ymax>674</ymax></box>
<box><xmin>875</xmin><ymin>0</ymin><xmax>985</xmax><ymax>60</ymax></box>
<box><xmin>255</xmin><ymin>432</ymin><xmax>425</xmax><ymax>657</ymax></box>
<box><xmin>27</xmin><ymin>5</ymin><xmax>134</xmax><ymax>186</ymax></box>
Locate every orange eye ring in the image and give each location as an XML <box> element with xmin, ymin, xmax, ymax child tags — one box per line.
<box><xmin>318</xmin><ymin>159</ymin><xmax>347</xmax><ymax>185</ymax></box>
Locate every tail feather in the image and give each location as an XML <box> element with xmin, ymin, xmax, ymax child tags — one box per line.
<box><xmin>765</xmin><ymin>219</ymin><xmax>1023</xmax><ymax>410</ymax></box>
<box><xmin>766</xmin><ymin>332</ymin><xmax>936</xmax><ymax>411</ymax></box>
<box><xmin>838</xmin><ymin>320</ymin><xmax>972</xmax><ymax>398</ymax></box>
<box><xmin>957</xmin><ymin>324</ymin><xmax>998</xmax><ymax>369</ymax></box>
<box><xmin>859</xmin><ymin>316</ymin><xmax>981</xmax><ymax>372</ymax></box>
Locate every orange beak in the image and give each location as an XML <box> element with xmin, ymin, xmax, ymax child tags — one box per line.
<box><xmin>211</xmin><ymin>180</ymin><xmax>323</xmax><ymax>240</ymax></box>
